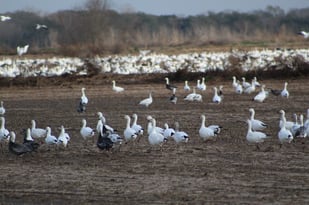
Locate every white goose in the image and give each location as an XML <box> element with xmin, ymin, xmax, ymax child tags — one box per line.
<box><xmin>112</xmin><ymin>80</ymin><xmax>124</xmax><ymax>93</ymax></box>
<box><xmin>242</xmin><ymin>77</ymin><xmax>251</xmax><ymax>89</ymax></box>
<box><xmin>45</xmin><ymin>127</ymin><xmax>58</xmax><ymax>145</ymax></box>
<box><xmin>0</xmin><ymin>117</ymin><xmax>9</xmax><ymax>140</ymax></box>
<box><xmin>232</xmin><ymin>76</ymin><xmax>238</xmax><ymax>88</ymax></box>
<box><xmin>173</xmin><ymin>122</ymin><xmax>189</xmax><ymax>143</ymax></box>
<box><xmin>80</xmin><ymin>87</ymin><xmax>88</xmax><ymax>105</ymax></box>
<box><xmin>31</xmin><ymin>120</ymin><xmax>47</xmax><ymax>139</ymax></box>
<box><xmin>198</xmin><ymin>77</ymin><xmax>206</xmax><ymax>91</ymax></box>
<box><xmin>163</xmin><ymin>123</ymin><xmax>175</xmax><ymax>139</ymax></box>
<box><xmin>124</xmin><ymin>115</ymin><xmax>138</xmax><ymax>142</ymax></box>
<box><xmin>278</xmin><ymin>113</ymin><xmax>294</xmax><ymax>144</ymax></box>
<box><xmin>279</xmin><ymin>110</ymin><xmax>294</xmax><ymax>130</ymax></box>
<box><xmin>0</xmin><ymin>101</ymin><xmax>5</xmax><ymax>115</ymax></box>
<box><xmin>169</xmin><ymin>88</ymin><xmax>177</xmax><ymax>104</ymax></box>
<box><xmin>193</xmin><ymin>93</ymin><xmax>202</xmax><ymax>102</ymax></box>
<box><xmin>131</xmin><ymin>113</ymin><xmax>144</xmax><ymax>135</ymax></box>
<box><xmin>146</xmin><ymin>116</ymin><xmax>164</xmax><ymax>135</ymax></box>
<box><xmin>253</xmin><ymin>84</ymin><xmax>267</xmax><ymax>102</ymax></box>
<box><xmin>58</xmin><ymin>125</ymin><xmax>70</xmax><ymax>147</ymax></box>
<box><xmin>234</xmin><ymin>80</ymin><xmax>243</xmax><ymax>94</ymax></box>
<box><xmin>184</xmin><ymin>80</ymin><xmax>190</xmax><ymax>91</ymax></box>
<box><xmin>246</xmin><ymin>119</ymin><xmax>268</xmax><ymax>148</ymax></box>
<box><xmin>80</xmin><ymin>119</ymin><xmax>95</xmax><ymax>140</ymax></box>
<box><xmin>184</xmin><ymin>87</ymin><xmax>197</xmax><ymax>101</ymax></box>
<box><xmin>253</xmin><ymin>77</ymin><xmax>261</xmax><ymax>87</ymax></box>
<box><xmin>199</xmin><ymin>115</ymin><xmax>216</xmax><ymax>141</ymax></box>
<box><xmin>244</xmin><ymin>80</ymin><xmax>256</xmax><ymax>94</ymax></box>
<box><xmin>148</xmin><ymin>118</ymin><xmax>166</xmax><ymax>146</ymax></box>
<box><xmin>212</xmin><ymin>87</ymin><xmax>222</xmax><ymax>104</ymax></box>
<box><xmin>139</xmin><ymin>92</ymin><xmax>153</xmax><ymax>107</ymax></box>
<box><xmin>96</xmin><ymin>114</ymin><xmax>104</xmax><ymax>134</ymax></box>
<box><xmin>97</xmin><ymin>112</ymin><xmax>114</xmax><ymax>133</ymax></box>
<box><xmin>280</xmin><ymin>82</ymin><xmax>289</xmax><ymax>98</ymax></box>
<box><xmin>249</xmin><ymin>108</ymin><xmax>267</xmax><ymax>131</ymax></box>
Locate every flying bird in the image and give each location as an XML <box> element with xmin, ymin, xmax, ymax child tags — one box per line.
<box><xmin>17</xmin><ymin>45</ymin><xmax>29</xmax><ymax>56</ymax></box>
<box><xmin>0</xmin><ymin>15</ymin><xmax>11</xmax><ymax>22</ymax></box>
<box><xmin>298</xmin><ymin>31</ymin><xmax>309</xmax><ymax>39</ymax></box>
<box><xmin>36</xmin><ymin>24</ymin><xmax>48</xmax><ymax>30</ymax></box>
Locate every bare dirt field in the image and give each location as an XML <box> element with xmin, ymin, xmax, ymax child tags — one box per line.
<box><xmin>0</xmin><ymin>76</ymin><xmax>309</xmax><ymax>204</ymax></box>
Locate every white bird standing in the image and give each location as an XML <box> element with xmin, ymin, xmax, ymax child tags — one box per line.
<box><xmin>249</xmin><ymin>108</ymin><xmax>267</xmax><ymax>131</ymax></box>
<box><xmin>184</xmin><ymin>80</ymin><xmax>190</xmax><ymax>91</ymax></box>
<box><xmin>246</xmin><ymin>119</ymin><xmax>268</xmax><ymax>149</ymax></box>
<box><xmin>124</xmin><ymin>115</ymin><xmax>138</xmax><ymax>142</ymax></box>
<box><xmin>58</xmin><ymin>125</ymin><xmax>70</xmax><ymax>147</ymax></box>
<box><xmin>212</xmin><ymin>87</ymin><xmax>222</xmax><ymax>104</ymax></box>
<box><xmin>281</xmin><ymin>82</ymin><xmax>289</xmax><ymax>98</ymax></box>
<box><xmin>112</xmin><ymin>80</ymin><xmax>124</xmax><ymax>93</ymax></box>
<box><xmin>198</xmin><ymin>77</ymin><xmax>206</xmax><ymax>91</ymax></box>
<box><xmin>278</xmin><ymin>112</ymin><xmax>294</xmax><ymax>144</ymax></box>
<box><xmin>30</xmin><ymin>120</ymin><xmax>47</xmax><ymax>139</ymax></box>
<box><xmin>148</xmin><ymin>118</ymin><xmax>166</xmax><ymax>146</ymax></box>
<box><xmin>146</xmin><ymin>116</ymin><xmax>164</xmax><ymax>135</ymax></box>
<box><xmin>0</xmin><ymin>101</ymin><xmax>5</xmax><ymax>115</ymax></box>
<box><xmin>232</xmin><ymin>76</ymin><xmax>238</xmax><ymax>88</ymax></box>
<box><xmin>242</xmin><ymin>77</ymin><xmax>251</xmax><ymax>89</ymax></box>
<box><xmin>80</xmin><ymin>87</ymin><xmax>88</xmax><ymax>105</ymax></box>
<box><xmin>253</xmin><ymin>84</ymin><xmax>267</xmax><ymax>102</ymax></box>
<box><xmin>253</xmin><ymin>77</ymin><xmax>261</xmax><ymax>87</ymax></box>
<box><xmin>173</xmin><ymin>122</ymin><xmax>189</xmax><ymax>143</ymax></box>
<box><xmin>139</xmin><ymin>92</ymin><xmax>153</xmax><ymax>107</ymax></box>
<box><xmin>279</xmin><ymin>110</ymin><xmax>294</xmax><ymax>130</ymax></box>
<box><xmin>96</xmin><ymin>112</ymin><xmax>115</xmax><ymax>133</ymax></box>
<box><xmin>163</xmin><ymin>123</ymin><xmax>175</xmax><ymax>139</ymax></box>
<box><xmin>199</xmin><ymin>115</ymin><xmax>217</xmax><ymax>141</ymax></box>
<box><xmin>131</xmin><ymin>113</ymin><xmax>144</xmax><ymax>135</ymax></box>
<box><xmin>235</xmin><ymin>80</ymin><xmax>243</xmax><ymax>94</ymax></box>
<box><xmin>80</xmin><ymin>119</ymin><xmax>95</xmax><ymax>141</ymax></box>
<box><xmin>0</xmin><ymin>117</ymin><xmax>9</xmax><ymax>141</ymax></box>
<box><xmin>45</xmin><ymin>127</ymin><xmax>58</xmax><ymax>145</ymax></box>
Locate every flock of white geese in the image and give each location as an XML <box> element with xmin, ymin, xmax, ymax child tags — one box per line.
<box><xmin>0</xmin><ymin>76</ymin><xmax>308</xmax><ymax>155</ymax></box>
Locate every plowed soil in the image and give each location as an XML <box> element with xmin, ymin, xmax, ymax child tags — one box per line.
<box><xmin>0</xmin><ymin>77</ymin><xmax>309</xmax><ymax>204</ymax></box>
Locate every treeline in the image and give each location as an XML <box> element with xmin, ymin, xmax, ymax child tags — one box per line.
<box><xmin>0</xmin><ymin>0</ymin><xmax>309</xmax><ymax>56</ymax></box>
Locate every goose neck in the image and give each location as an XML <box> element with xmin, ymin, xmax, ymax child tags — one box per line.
<box><xmin>126</xmin><ymin>116</ymin><xmax>131</xmax><ymax>128</ymax></box>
